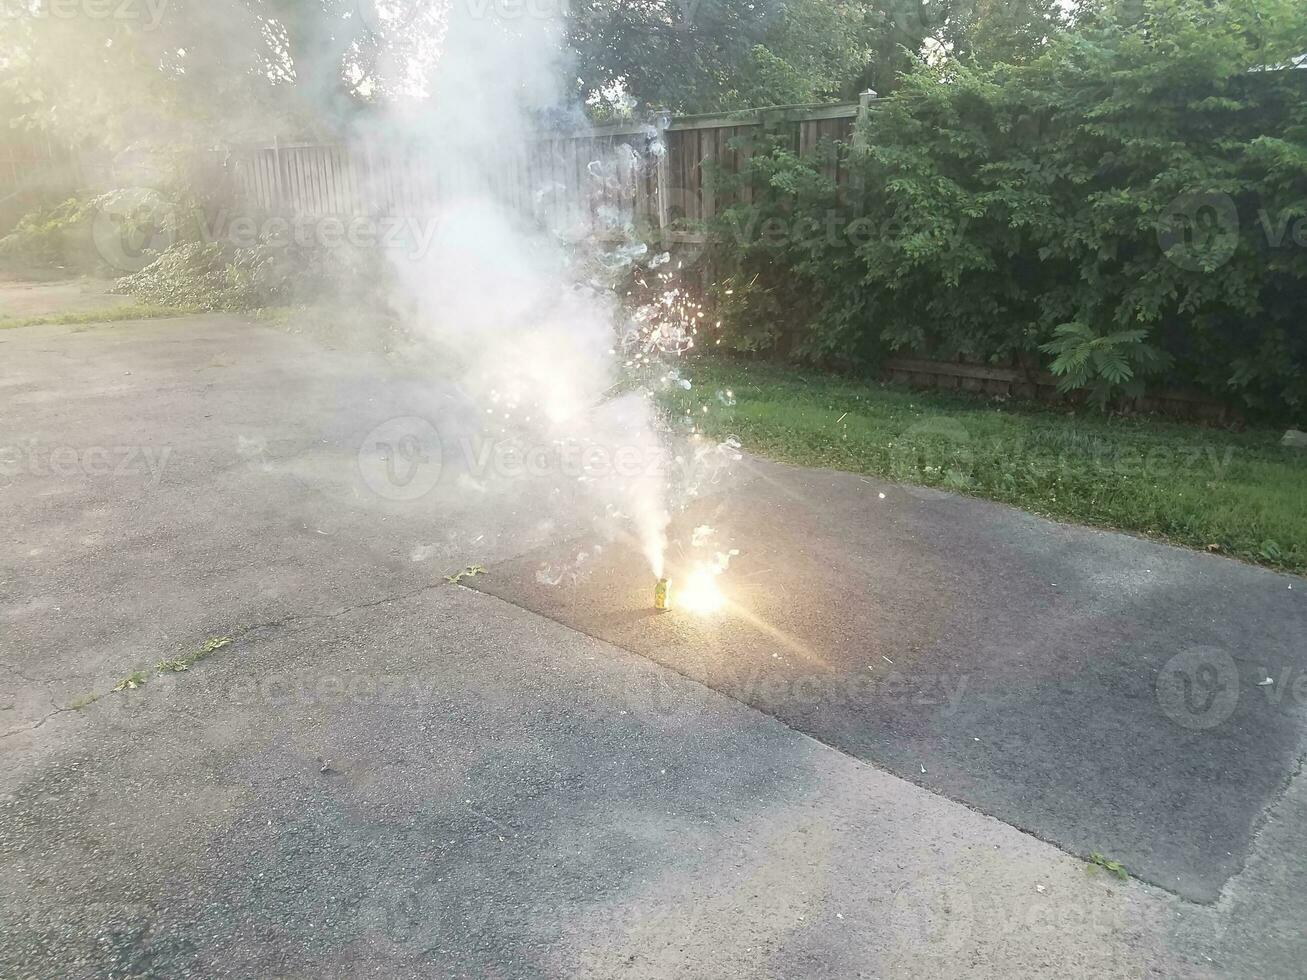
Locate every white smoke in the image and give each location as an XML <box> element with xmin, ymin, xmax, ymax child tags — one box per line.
<box><xmin>369</xmin><ymin>4</ymin><xmax>672</xmax><ymax>576</ymax></box>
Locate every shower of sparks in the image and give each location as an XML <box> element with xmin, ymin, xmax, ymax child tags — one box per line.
<box><xmin>678</xmin><ymin>564</ymin><xmax>726</xmax><ymax>614</ymax></box>
<box><xmin>623</xmin><ymin>260</ymin><xmax>710</xmax><ymax>363</ymax></box>
<box><xmin>671</xmin><ymin>527</ymin><xmax>740</xmax><ymax>615</ymax></box>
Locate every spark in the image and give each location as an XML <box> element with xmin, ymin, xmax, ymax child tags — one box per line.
<box><xmin>678</xmin><ymin>564</ymin><xmax>726</xmax><ymax>615</ymax></box>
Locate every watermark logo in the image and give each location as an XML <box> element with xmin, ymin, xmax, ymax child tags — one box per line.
<box><xmin>92</xmin><ymin>188</ymin><xmax>177</xmax><ymax>273</ymax></box>
<box><xmin>355</xmin><ymin>0</ymin><xmax>435</xmax><ymax>34</ymax></box>
<box><xmin>358</xmin><ymin>418</ymin><xmax>675</xmax><ymax>502</ymax></box>
<box><xmin>618</xmin><ymin>665</ymin><xmax>973</xmax><ymax>730</ymax></box>
<box><xmin>459</xmin><ymin>434</ymin><xmax>667</xmax><ymax>483</ymax></box>
<box><xmin>1156</xmin><ymin>648</ymin><xmax>1240</xmax><ymax>730</ymax></box>
<box><xmin>199</xmin><ymin>210</ymin><xmax>439</xmax><ymax>259</ymax></box>
<box><xmin>717</xmin><ymin>207</ymin><xmax>901</xmax><ymax>252</ymax></box>
<box><xmin>1157</xmin><ymin>192</ymin><xmax>1240</xmax><ymax>272</ymax></box>
<box><xmin>358</xmin><ymin>0</ymin><xmax>566</xmax><ymax>31</ymax></box>
<box><xmin>0</xmin><ymin>441</ymin><xmax>172</xmax><ymax>489</ymax></box>
<box><xmin>358</xmin><ymin>417</ymin><xmax>444</xmax><ymax>501</ymax></box>
<box><xmin>1</xmin><ymin>0</ymin><xmax>169</xmax><ymax>28</ymax></box>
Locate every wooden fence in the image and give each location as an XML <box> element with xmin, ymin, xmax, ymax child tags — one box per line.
<box><xmin>229</xmin><ymin>97</ymin><xmax>870</xmax><ymax>238</ymax></box>
<box><xmin>883</xmin><ymin>356</ymin><xmax>1236</xmax><ymax>421</ymax></box>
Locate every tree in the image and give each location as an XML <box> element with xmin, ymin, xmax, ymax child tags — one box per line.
<box><xmin>0</xmin><ymin>0</ymin><xmax>386</xmax><ymax>153</ymax></box>
<box><xmin>567</xmin><ymin>0</ymin><xmax>873</xmax><ymax>113</ymax></box>
<box><xmin>847</xmin><ymin>0</ymin><xmax>1068</xmax><ymax>97</ymax></box>
<box><xmin>708</xmin><ymin>0</ymin><xmax>1307</xmax><ymax>416</ymax></box>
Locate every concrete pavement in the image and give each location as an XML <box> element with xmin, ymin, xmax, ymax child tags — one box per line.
<box><xmin>1</xmin><ymin>310</ymin><xmax>1304</xmax><ymax>977</ymax></box>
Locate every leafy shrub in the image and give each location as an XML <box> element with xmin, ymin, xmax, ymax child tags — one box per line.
<box><xmin>0</xmin><ymin>188</ymin><xmax>203</xmax><ymax>276</ymax></box>
<box><xmin>707</xmin><ymin>0</ymin><xmax>1307</xmax><ymax>420</ymax></box>
<box><xmin>112</xmin><ymin>242</ymin><xmax>283</xmax><ymax>311</ymax></box>
<box><xmin>1038</xmin><ymin>324</ymin><xmax>1172</xmax><ymax>407</ymax></box>
<box><xmin>113</xmin><ymin>236</ymin><xmax>394</xmax><ymax>313</ymax></box>
<box><xmin>0</xmin><ymin>196</ymin><xmax>100</xmax><ymax>273</ymax></box>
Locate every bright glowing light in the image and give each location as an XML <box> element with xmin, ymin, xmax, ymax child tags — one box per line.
<box><xmin>679</xmin><ymin>565</ymin><xmax>726</xmax><ymax>615</ymax></box>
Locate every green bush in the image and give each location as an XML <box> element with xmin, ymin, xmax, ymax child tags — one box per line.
<box><xmin>0</xmin><ymin>196</ymin><xmax>100</xmax><ymax>273</ymax></box>
<box><xmin>708</xmin><ymin>0</ymin><xmax>1307</xmax><ymax>420</ymax></box>
<box><xmin>112</xmin><ymin>235</ymin><xmax>394</xmax><ymax>313</ymax></box>
<box><xmin>111</xmin><ymin>242</ymin><xmax>283</xmax><ymax>311</ymax></box>
<box><xmin>0</xmin><ymin>188</ymin><xmax>201</xmax><ymax>276</ymax></box>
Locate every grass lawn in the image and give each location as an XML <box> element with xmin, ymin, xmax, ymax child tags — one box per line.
<box><xmin>662</xmin><ymin>359</ymin><xmax>1307</xmax><ymax>576</ymax></box>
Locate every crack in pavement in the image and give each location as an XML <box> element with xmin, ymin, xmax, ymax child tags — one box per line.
<box><xmin>0</xmin><ymin>661</ymin><xmax>52</xmax><ymax>686</ymax></box>
<box><xmin>0</xmin><ymin>578</ymin><xmax>458</xmax><ymax>742</ymax></box>
<box><xmin>0</xmin><ymin>704</ymin><xmax>76</xmax><ymax>740</ymax></box>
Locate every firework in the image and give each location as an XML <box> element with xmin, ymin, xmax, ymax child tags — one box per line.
<box><xmin>654</xmin><ymin>577</ymin><xmax>672</xmax><ymax>611</ymax></box>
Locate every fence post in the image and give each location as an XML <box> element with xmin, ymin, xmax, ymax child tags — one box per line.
<box><xmin>653</xmin><ymin>108</ymin><xmax>671</xmax><ymax>235</ymax></box>
<box><xmin>853</xmin><ymin>90</ymin><xmax>877</xmax><ymax>152</ymax></box>
<box><xmin>850</xmin><ymin>89</ymin><xmax>877</xmax><ymax>193</ymax></box>
<box><xmin>273</xmin><ymin>134</ymin><xmax>285</xmax><ymax>211</ymax></box>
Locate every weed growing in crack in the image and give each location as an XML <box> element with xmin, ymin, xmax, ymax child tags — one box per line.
<box><xmin>94</xmin><ymin>636</ymin><xmax>234</xmax><ymax>702</ymax></box>
<box><xmin>1087</xmin><ymin>852</ymin><xmax>1129</xmax><ymax>880</ymax></box>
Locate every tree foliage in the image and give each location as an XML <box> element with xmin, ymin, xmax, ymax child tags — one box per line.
<box><xmin>0</xmin><ymin>0</ymin><xmax>409</xmax><ymax>152</ymax></box>
<box><xmin>567</xmin><ymin>0</ymin><xmax>872</xmax><ymax>113</ymax></box>
<box><xmin>0</xmin><ymin>0</ymin><xmax>1073</xmax><ymax>148</ymax></box>
<box><xmin>568</xmin><ymin>0</ymin><xmax>1070</xmax><ymax>113</ymax></box>
<box><xmin>709</xmin><ymin>0</ymin><xmax>1307</xmax><ymax>418</ymax></box>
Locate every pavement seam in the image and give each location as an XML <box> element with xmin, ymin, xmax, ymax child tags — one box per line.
<box><xmin>5</xmin><ymin>571</ymin><xmax>1275</xmax><ymax>914</ymax></box>
<box><xmin>1218</xmin><ymin>744</ymin><xmax>1307</xmax><ymax>903</ymax></box>
<box><xmin>462</xmin><ymin>583</ymin><xmax>1214</xmax><ymax>909</ymax></box>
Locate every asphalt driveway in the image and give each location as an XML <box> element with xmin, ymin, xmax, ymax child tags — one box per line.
<box><xmin>475</xmin><ymin>456</ymin><xmax>1307</xmax><ymax>902</ymax></box>
<box><xmin>2</xmin><ymin>310</ymin><xmax>1305</xmax><ymax>977</ymax></box>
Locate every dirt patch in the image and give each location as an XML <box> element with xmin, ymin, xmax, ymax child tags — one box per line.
<box><xmin>0</xmin><ymin>278</ymin><xmax>133</xmax><ymax>319</ymax></box>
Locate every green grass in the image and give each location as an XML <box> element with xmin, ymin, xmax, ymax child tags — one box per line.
<box><xmin>0</xmin><ymin>304</ymin><xmax>198</xmax><ymax>329</ymax></box>
<box><xmin>96</xmin><ymin>637</ymin><xmax>233</xmax><ymax>703</ymax></box>
<box><xmin>662</xmin><ymin>359</ymin><xmax>1307</xmax><ymax>575</ymax></box>
<box><xmin>1087</xmin><ymin>852</ymin><xmax>1130</xmax><ymax>880</ymax></box>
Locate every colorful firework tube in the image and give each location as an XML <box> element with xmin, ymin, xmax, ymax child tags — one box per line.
<box><xmin>654</xmin><ymin>578</ymin><xmax>671</xmax><ymax>611</ymax></box>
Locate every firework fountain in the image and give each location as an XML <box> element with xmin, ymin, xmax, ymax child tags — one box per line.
<box><xmin>371</xmin><ymin>5</ymin><xmax>739</xmax><ymax>611</ymax></box>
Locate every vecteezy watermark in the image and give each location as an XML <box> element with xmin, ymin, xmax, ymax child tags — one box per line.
<box><xmin>357</xmin><ymin>417</ymin><xmax>673</xmax><ymax>502</ymax></box>
<box><xmin>1157</xmin><ymin>649</ymin><xmax>1307</xmax><ymax>731</ymax></box>
<box><xmin>717</xmin><ymin>208</ymin><xmax>932</xmax><ymax>251</ymax></box>
<box><xmin>223</xmin><ymin>671</ymin><xmax>445</xmax><ymax>706</ymax></box>
<box><xmin>457</xmin><ymin>434</ymin><xmax>668</xmax><ymax>483</ymax></box>
<box><xmin>356</xmin><ymin>0</ymin><xmax>569</xmax><ymax>33</ymax></box>
<box><xmin>885</xmin><ymin>417</ymin><xmax>1239</xmax><ymax>505</ymax></box>
<box><xmin>92</xmin><ymin>188</ymin><xmax>178</xmax><ymax>274</ymax></box>
<box><xmin>1156</xmin><ymin>648</ymin><xmax>1241</xmax><ymax>730</ymax></box>
<box><xmin>622</xmin><ymin>665</ymin><xmax>972</xmax><ymax>730</ymax></box>
<box><xmin>0</xmin><ymin>0</ymin><xmax>169</xmax><ymax>28</ymax></box>
<box><xmin>1157</xmin><ymin>192</ymin><xmax>1241</xmax><ymax>272</ymax></box>
<box><xmin>197</xmin><ymin>210</ymin><xmax>439</xmax><ymax>259</ymax></box>
<box><xmin>887</xmin><ymin>875</ymin><xmax>976</xmax><ymax>959</ymax></box>
<box><xmin>0</xmin><ymin>441</ymin><xmax>172</xmax><ymax>488</ymax></box>
<box><xmin>358</xmin><ymin>417</ymin><xmax>444</xmax><ymax>502</ymax></box>
<box><xmin>355</xmin><ymin>0</ymin><xmax>434</xmax><ymax>34</ymax></box>
<box><xmin>889</xmin><ymin>417</ymin><xmax>974</xmax><ymax>501</ymax></box>
<box><xmin>90</xmin><ymin>189</ymin><xmax>443</xmax><ymax>274</ymax></box>
<box><xmin>1159</xmin><ymin>190</ymin><xmax>1307</xmax><ymax>271</ymax></box>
